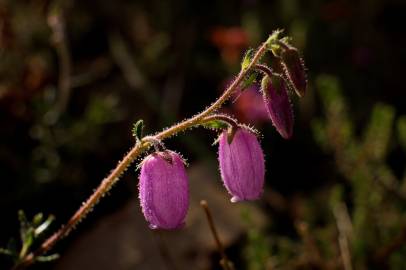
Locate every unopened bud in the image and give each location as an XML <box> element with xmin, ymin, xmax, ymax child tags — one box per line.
<box><xmin>280</xmin><ymin>46</ymin><xmax>307</xmax><ymax>97</ymax></box>
<box><xmin>261</xmin><ymin>75</ymin><xmax>294</xmax><ymax>139</ymax></box>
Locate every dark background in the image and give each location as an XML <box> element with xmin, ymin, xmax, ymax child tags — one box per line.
<box><xmin>1</xmin><ymin>0</ymin><xmax>406</xmax><ymax>269</ymax></box>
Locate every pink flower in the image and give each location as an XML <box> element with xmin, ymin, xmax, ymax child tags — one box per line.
<box><xmin>218</xmin><ymin>128</ymin><xmax>265</xmax><ymax>202</ymax></box>
<box><xmin>261</xmin><ymin>74</ymin><xmax>294</xmax><ymax>139</ymax></box>
<box><xmin>280</xmin><ymin>46</ymin><xmax>307</xmax><ymax>97</ymax></box>
<box><xmin>139</xmin><ymin>151</ymin><xmax>189</xmax><ymax>229</ymax></box>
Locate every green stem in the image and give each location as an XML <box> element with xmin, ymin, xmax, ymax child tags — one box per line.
<box><xmin>12</xmin><ymin>38</ymin><xmax>270</xmax><ymax>270</ymax></box>
<box><xmin>19</xmin><ymin>242</ymin><xmax>30</xmax><ymax>261</ymax></box>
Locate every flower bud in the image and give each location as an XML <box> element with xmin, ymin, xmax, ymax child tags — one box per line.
<box><xmin>218</xmin><ymin>128</ymin><xmax>265</xmax><ymax>202</ymax></box>
<box><xmin>261</xmin><ymin>74</ymin><xmax>294</xmax><ymax>139</ymax></box>
<box><xmin>139</xmin><ymin>151</ymin><xmax>189</xmax><ymax>229</ymax></box>
<box><xmin>280</xmin><ymin>46</ymin><xmax>307</xmax><ymax>97</ymax></box>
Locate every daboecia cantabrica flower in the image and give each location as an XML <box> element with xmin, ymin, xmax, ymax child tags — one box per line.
<box><xmin>218</xmin><ymin>128</ymin><xmax>265</xmax><ymax>202</ymax></box>
<box><xmin>261</xmin><ymin>74</ymin><xmax>294</xmax><ymax>139</ymax></box>
<box><xmin>139</xmin><ymin>151</ymin><xmax>189</xmax><ymax>229</ymax></box>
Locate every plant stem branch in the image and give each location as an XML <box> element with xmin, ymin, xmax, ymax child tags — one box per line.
<box><xmin>48</xmin><ymin>8</ymin><xmax>72</xmax><ymax>118</ymax></box>
<box><xmin>333</xmin><ymin>203</ymin><xmax>353</xmax><ymax>270</ymax></box>
<box><xmin>254</xmin><ymin>64</ymin><xmax>273</xmax><ymax>77</ymax></box>
<box><xmin>200</xmin><ymin>200</ymin><xmax>233</xmax><ymax>270</ymax></box>
<box><xmin>12</xmin><ymin>40</ymin><xmax>269</xmax><ymax>270</ymax></box>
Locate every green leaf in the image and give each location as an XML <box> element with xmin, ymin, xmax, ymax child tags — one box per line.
<box><xmin>0</xmin><ymin>248</ymin><xmax>13</xmax><ymax>256</ymax></box>
<box><xmin>132</xmin><ymin>120</ymin><xmax>144</xmax><ymax>142</ymax></box>
<box><xmin>201</xmin><ymin>120</ymin><xmax>229</xmax><ymax>130</ymax></box>
<box><xmin>35</xmin><ymin>254</ymin><xmax>60</xmax><ymax>262</ymax></box>
<box><xmin>311</xmin><ymin>118</ymin><xmax>329</xmax><ymax>151</ymax></box>
<box><xmin>34</xmin><ymin>215</ymin><xmax>55</xmax><ymax>236</ymax></box>
<box><xmin>316</xmin><ymin>75</ymin><xmax>343</xmax><ymax>111</ymax></box>
<box><xmin>241</xmin><ymin>48</ymin><xmax>254</xmax><ymax>70</ymax></box>
<box><xmin>18</xmin><ymin>210</ymin><xmax>28</xmax><ymax>228</ymax></box>
<box><xmin>265</xmin><ymin>29</ymin><xmax>284</xmax><ymax>49</ymax></box>
<box><xmin>32</xmin><ymin>213</ymin><xmax>44</xmax><ymax>227</ymax></box>
<box><xmin>18</xmin><ymin>210</ymin><xmax>29</xmax><ymax>243</ymax></box>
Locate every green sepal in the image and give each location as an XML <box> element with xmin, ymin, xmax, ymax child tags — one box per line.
<box><xmin>201</xmin><ymin>120</ymin><xmax>229</xmax><ymax>130</ymax></box>
<box><xmin>226</xmin><ymin>127</ymin><xmax>237</xmax><ymax>145</ymax></box>
<box><xmin>265</xmin><ymin>29</ymin><xmax>283</xmax><ymax>50</ymax></box>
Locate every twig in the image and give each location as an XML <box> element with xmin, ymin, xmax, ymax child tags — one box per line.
<box><xmin>12</xmin><ymin>39</ymin><xmax>269</xmax><ymax>269</ymax></box>
<box><xmin>200</xmin><ymin>200</ymin><xmax>234</xmax><ymax>270</ymax></box>
<box><xmin>333</xmin><ymin>203</ymin><xmax>353</xmax><ymax>270</ymax></box>
<box><xmin>47</xmin><ymin>6</ymin><xmax>72</xmax><ymax>118</ymax></box>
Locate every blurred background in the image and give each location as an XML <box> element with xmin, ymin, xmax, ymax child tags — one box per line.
<box><xmin>1</xmin><ymin>0</ymin><xmax>406</xmax><ymax>269</ymax></box>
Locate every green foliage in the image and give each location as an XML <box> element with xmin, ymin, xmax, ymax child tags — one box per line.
<box><xmin>241</xmin><ymin>74</ymin><xmax>406</xmax><ymax>269</ymax></box>
<box><xmin>0</xmin><ymin>210</ymin><xmax>58</xmax><ymax>265</ymax></box>
<box><xmin>266</xmin><ymin>29</ymin><xmax>284</xmax><ymax>55</ymax></box>
<box><xmin>244</xmin><ymin>229</ymin><xmax>271</xmax><ymax>270</ymax></box>
<box><xmin>309</xmin><ymin>74</ymin><xmax>406</xmax><ymax>269</ymax></box>
<box><xmin>241</xmin><ymin>209</ymin><xmax>272</xmax><ymax>270</ymax></box>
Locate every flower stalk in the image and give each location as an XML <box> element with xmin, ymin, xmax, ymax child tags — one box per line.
<box><xmin>12</xmin><ymin>37</ymin><xmax>271</xmax><ymax>270</ymax></box>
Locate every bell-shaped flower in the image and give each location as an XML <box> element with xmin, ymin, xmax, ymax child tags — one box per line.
<box><xmin>218</xmin><ymin>128</ymin><xmax>265</xmax><ymax>202</ymax></box>
<box><xmin>139</xmin><ymin>151</ymin><xmax>189</xmax><ymax>230</ymax></box>
<box><xmin>261</xmin><ymin>74</ymin><xmax>294</xmax><ymax>139</ymax></box>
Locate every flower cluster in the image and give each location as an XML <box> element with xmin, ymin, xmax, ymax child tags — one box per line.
<box><xmin>138</xmin><ymin>32</ymin><xmax>307</xmax><ymax>230</ymax></box>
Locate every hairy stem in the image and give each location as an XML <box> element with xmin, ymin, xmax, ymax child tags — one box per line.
<box><xmin>12</xmin><ymin>39</ymin><xmax>269</xmax><ymax>270</ymax></box>
<box><xmin>254</xmin><ymin>63</ymin><xmax>273</xmax><ymax>77</ymax></box>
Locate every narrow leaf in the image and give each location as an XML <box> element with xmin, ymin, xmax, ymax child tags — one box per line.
<box><xmin>201</xmin><ymin>120</ymin><xmax>229</xmax><ymax>130</ymax></box>
<box><xmin>32</xmin><ymin>213</ymin><xmax>44</xmax><ymax>227</ymax></box>
<box><xmin>241</xmin><ymin>48</ymin><xmax>254</xmax><ymax>70</ymax></box>
<box><xmin>0</xmin><ymin>248</ymin><xmax>13</xmax><ymax>256</ymax></box>
<box><xmin>36</xmin><ymin>254</ymin><xmax>60</xmax><ymax>262</ymax></box>
<box><xmin>132</xmin><ymin>120</ymin><xmax>144</xmax><ymax>142</ymax></box>
<box><xmin>34</xmin><ymin>215</ymin><xmax>55</xmax><ymax>236</ymax></box>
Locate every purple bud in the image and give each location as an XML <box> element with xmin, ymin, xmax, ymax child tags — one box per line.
<box><xmin>139</xmin><ymin>151</ymin><xmax>189</xmax><ymax>230</ymax></box>
<box><xmin>280</xmin><ymin>46</ymin><xmax>307</xmax><ymax>97</ymax></box>
<box><xmin>218</xmin><ymin>128</ymin><xmax>265</xmax><ymax>202</ymax></box>
<box><xmin>261</xmin><ymin>74</ymin><xmax>294</xmax><ymax>139</ymax></box>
